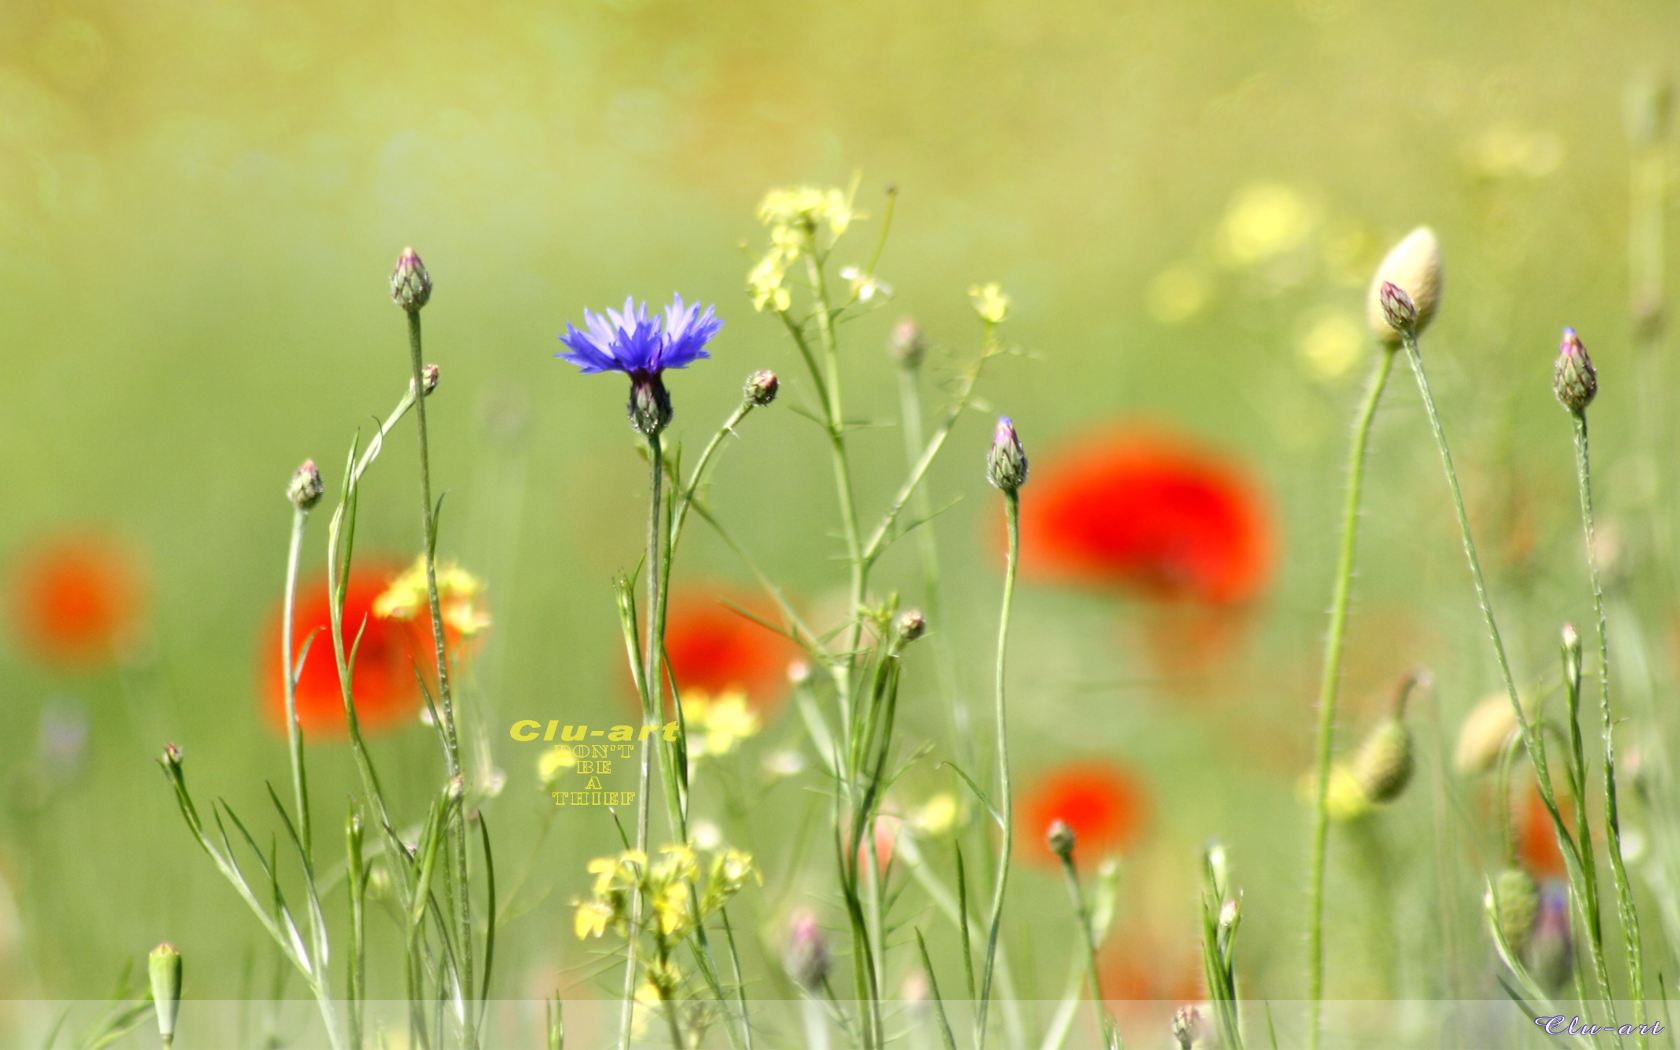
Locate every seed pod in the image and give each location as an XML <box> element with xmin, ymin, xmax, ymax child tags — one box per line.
<box><xmin>1366</xmin><ymin>227</ymin><xmax>1442</xmax><ymax>345</ymax></box>
<box><xmin>1492</xmin><ymin>867</ymin><xmax>1540</xmax><ymax>959</ymax></box>
<box><xmin>1352</xmin><ymin>718</ymin><xmax>1414</xmax><ymax>803</ymax></box>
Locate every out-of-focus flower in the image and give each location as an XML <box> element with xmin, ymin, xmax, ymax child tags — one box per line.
<box><xmin>1218</xmin><ymin>183</ymin><xmax>1317</xmax><ymax>266</ymax></box>
<box><xmin>1466</xmin><ymin>124</ymin><xmax>1563</xmax><ymax>180</ymax></box>
<box><xmin>1295</xmin><ymin>762</ymin><xmax>1372</xmax><ymax>822</ymax></box>
<box><xmin>839</xmin><ymin>266</ymin><xmax>892</xmax><ymax>303</ymax></box>
<box><xmin>784</xmin><ymin>909</ymin><xmax>830</xmax><ymax>991</ymax></box>
<box><xmin>10</xmin><ymin>534</ymin><xmax>143</xmax><ymax>668</ymax></box>
<box><xmin>373</xmin><ymin>556</ymin><xmax>491</xmax><ymax>640</ymax></box>
<box><xmin>1296</xmin><ymin>309</ymin><xmax>1366</xmax><ymax>381</ymax></box>
<box><xmin>748</xmin><ymin>185</ymin><xmax>861</xmax><ymax>313</ymax></box>
<box><xmin>263</xmin><ymin>567</ymin><xmax>429</xmax><ymax>736</ymax></box>
<box><xmin>683</xmin><ymin>689</ymin><xmax>761</xmax><ymax>759</ymax></box>
<box><xmin>1147</xmin><ymin>261</ymin><xmax>1212</xmax><ymax>324</ymax></box>
<box><xmin>1518</xmin><ymin>785</ymin><xmax>1570</xmax><ymax>879</ymax></box>
<box><xmin>1017</xmin><ymin>428</ymin><xmax>1273</xmax><ymax>605</ymax></box>
<box><xmin>1019</xmin><ymin>762</ymin><xmax>1148</xmax><ymax>867</ymax></box>
<box><xmin>662</xmin><ymin>589</ymin><xmax>798</xmax><ymax>716</ymax></box>
<box><xmin>1454</xmin><ymin>690</ymin><xmax>1533</xmax><ymax>775</ymax></box>
<box><xmin>909</xmin><ymin>793</ymin><xmax>965</xmax><ymax>838</ymax></box>
<box><xmin>1529</xmin><ymin>879</ymin><xmax>1573</xmax><ymax>993</ymax></box>
<box><xmin>762</xmin><ymin>749</ymin><xmax>806</xmax><ymax>780</ymax></box>
<box><xmin>538</xmin><ymin>745</ymin><xmax>576</xmax><ymax>789</ymax></box>
<box><xmin>968</xmin><ymin>282</ymin><xmax>1011</xmax><ymax>325</ymax></box>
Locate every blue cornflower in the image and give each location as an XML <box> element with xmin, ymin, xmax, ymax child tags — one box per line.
<box><xmin>557</xmin><ymin>294</ymin><xmax>722</xmax><ymax>434</ymax></box>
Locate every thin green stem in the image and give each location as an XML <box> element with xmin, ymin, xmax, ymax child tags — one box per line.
<box><xmin>405</xmin><ymin>308</ymin><xmax>475</xmax><ymax>1044</ymax></box>
<box><xmin>1305</xmin><ymin>346</ymin><xmax>1395</xmax><ymax>1045</ymax></box>
<box><xmin>1057</xmin><ymin>852</ymin><xmax>1111</xmax><ymax>1048</ymax></box>
<box><xmin>282</xmin><ymin>507</ymin><xmax>313</xmax><ymax>859</ymax></box>
<box><xmin>1575</xmin><ymin>412</ymin><xmax>1648</xmax><ymax>1039</ymax></box>
<box><xmin>1403</xmin><ymin>332</ymin><xmax>1618</xmax><ymax>1027</ymax></box>
<box><xmin>976</xmin><ymin>489</ymin><xmax>1019</xmax><ymax>1049</ymax></box>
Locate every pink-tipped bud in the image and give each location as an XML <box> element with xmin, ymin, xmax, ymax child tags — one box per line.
<box><xmin>391</xmin><ymin>247</ymin><xmax>432</xmax><ymax>311</ymax></box>
<box><xmin>987</xmin><ymin>416</ymin><xmax>1028</xmax><ymax>493</ymax></box>
<box><xmin>149</xmin><ymin>942</ymin><xmax>183</xmax><ymax>1045</ymax></box>
<box><xmin>287</xmin><ymin>460</ymin><xmax>324</xmax><ymax>511</ymax></box>
<box><xmin>889</xmin><ymin>317</ymin><xmax>926</xmax><ymax>367</ymax></box>
<box><xmin>1046</xmin><ymin>818</ymin><xmax>1075</xmax><ymax>860</ymax></box>
<box><xmin>784</xmin><ymin>909</ymin><xmax>830</xmax><ymax>991</ymax></box>
<box><xmin>746</xmin><ymin>370</ymin><xmax>779</xmax><ymax>406</ymax></box>
<box><xmin>894</xmin><ymin>609</ymin><xmax>926</xmax><ymax>644</ymax></box>
<box><xmin>1378</xmin><ymin>281</ymin><xmax>1417</xmax><ymax>335</ymax></box>
<box><xmin>1553</xmin><ymin>329</ymin><xmax>1597</xmax><ymax>413</ymax></box>
<box><xmin>420</xmin><ymin>363</ymin><xmax>440</xmax><ymax>396</ymax></box>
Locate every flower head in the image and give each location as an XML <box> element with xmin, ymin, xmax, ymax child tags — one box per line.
<box><xmin>265</xmin><ymin>566</ymin><xmax>431</xmax><ymax>736</ymax></box>
<box><xmin>683</xmin><ymin>689</ymin><xmax>761</xmax><ymax>759</ymax></box>
<box><xmin>557</xmin><ymin>294</ymin><xmax>721</xmax><ymax>377</ymax></box>
<box><xmin>1554</xmin><ymin>327</ymin><xmax>1597</xmax><ymax>413</ymax></box>
<box><xmin>372</xmin><ymin>555</ymin><xmax>491</xmax><ymax>639</ymax></box>
<box><xmin>1018</xmin><ymin>428</ymin><xmax>1272</xmax><ymax>605</ymax></box>
<box><xmin>10</xmin><ymin>533</ymin><xmax>143</xmax><ymax>668</ymax></box>
<box><xmin>968</xmin><ymin>282</ymin><xmax>1012</xmax><ymax>325</ymax></box>
<box><xmin>1019</xmin><ymin>762</ymin><xmax>1148</xmax><ymax>867</ymax></box>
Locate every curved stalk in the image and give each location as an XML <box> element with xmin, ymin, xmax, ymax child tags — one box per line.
<box><xmin>976</xmin><ymin>489</ymin><xmax>1020</xmax><ymax>1048</ymax></box>
<box><xmin>1305</xmin><ymin>346</ymin><xmax>1396</xmax><ymax>1044</ymax></box>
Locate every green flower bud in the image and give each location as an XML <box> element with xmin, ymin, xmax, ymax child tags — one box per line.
<box><xmin>746</xmin><ymin>370</ymin><xmax>779</xmax><ymax>406</ymax></box>
<box><xmin>287</xmin><ymin>460</ymin><xmax>324</xmax><ymax>511</ymax></box>
<box><xmin>390</xmin><ymin>247</ymin><xmax>432</xmax><ymax>311</ymax></box>
<box><xmin>1046</xmin><ymin>818</ymin><xmax>1076</xmax><ymax>861</ymax></box>
<box><xmin>1352</xmin><ymin>718</ymin><xmax>1414</xmax><ymax>803</ymax></box>
<box><xmin>149</xmin><ymin>942</ymin><xmax>182</xmax><ymax>1045</ymax></box>
<box><xmin>987</xmin><ymin>417</ymin><xmax>1028</xmax><ymax>493</ymax></box>
<box><xmin>1553</xmin><ymin>329</ymin><xmax>1597</xmax><ymax>414</ymax></box>
<box><xmin>1493</xmin><ymin>867</ymin><xmax>1540</xmax><ymax>959</ymax></box>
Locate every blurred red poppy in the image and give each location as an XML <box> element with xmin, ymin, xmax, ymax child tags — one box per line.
<box><xmin>661</xmin><ymin>588</ymin><xmax>797</xmax><ymax>715</ymax></box>
<box><xmin>1101</xmin><ymin>942</ymin><xmax>1203</xmax><ymax>1005</ymax></box>
<box><xmin>1518</xmin><ymin>784</ymin><xmax>1571</xmax><ymax>880</ymax></box>
<box><xmin>1018</xmin><ymin>762</ymin><xmax>1148</xmax><ymax>867</ymax></box>
<box><xmin>263</xmin><ymin>567</ymin><xmax>431</xmax><ymax>737</ymax></box>
<box><xmin>10</xmin><ymin>534</ymin><xmax>142</xmax><ymax>668</ymax></box>
<box><xmin>1018</xmin><ymin>428</ymin><xmax>1273</xmax><ymax>605</ymax></box>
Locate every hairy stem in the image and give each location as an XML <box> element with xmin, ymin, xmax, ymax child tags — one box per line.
<box><xmin>976</xmin><ymin>489</ymin><xmax>1019</xmax><ymax>1048</ymax></box>
<box><xmin>405</xmin><ymin>309</ymin><xmax>475</xmax><ymax>1043</ymax></box>
<box><xmin>282</xmin><ymin>506</ymin><xmax>313</xmax><ymax>859</ymax></box>
<box><xmin>1575</xmin><ymin>412</ymin><xmax>1648</xmax><ymax>1041</ymax></box>
<box><xmin>1305</xmin><ymin>346</ymin><xmax>1395</xmax><ymax>1044</ymax></box>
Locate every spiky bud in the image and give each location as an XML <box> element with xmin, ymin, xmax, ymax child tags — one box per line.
<box><xmin>1352</xmin><ymin>718</ymin><xmax>1414</xmax><ymax>803</ymax></box>
<box><xmin>894</xmin><ymin>609</ymin><xmax>926</xmax><ymax>645</ymax></box>
<box><xmin>746</xmin><ymin>370</ymin><xmax>779</xmax><ymax>406</ymax></box>
<box><xmin>1553</xmin><ymin>329</ymin><xmax>1597</xmax><ymax>413</ymax></box>
<box><xmin>390</xmin><ymin>247</ymin><xmax>432</xmax><ymax>311</ymax></box>
<box><xmin>986</xmin><ymin>416</ymin><xmax>1028</xmax><ymax>493</ymax></box>
<box><xmin>889</xmin><ymin>317</ymin><xmax>926</xmax><ymax>368</ymax></box>
<box><xmin>287</xmin><ymin>460</ymin><xmax>324</xmax><ymax>511</ymax></box>
<box><xmin>1378</xmin><ymin>282</ymin><xmax>1417</xmax><ymax>334</ymax></box>
<box><xmin>1492</xmin><ymin>867</ymin><xmax>1540</xmax><ymax>959</ymax></box>
<box><xmin>1367</xmin><ymin>227</ymin><xmax>1442</xmax><ymax>345</ymax></box>
<box><xmin>149</xmin><ymin>942</ymin><xmax>183</xmax><ymax>1046</ymax></box>
<box><xmin>1046</xmin><ymin>818</ymin><xmax>1076</xmax><ymax>861</ymax></box>
<box><xmin>629</xmin><ymin>373</ymin><xmax>673</xmax><ymax>436</ymax></box>
<box><xmin>784</xmin><ymin>909</ymin><xmax>830</xmax><ymax>991</ymax></box>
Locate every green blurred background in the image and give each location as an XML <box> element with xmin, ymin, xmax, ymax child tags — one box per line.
<box><xmin>1</xmin><ymin>0</ymin><xmax>1677</xmax><ymax>1019</ymax></box>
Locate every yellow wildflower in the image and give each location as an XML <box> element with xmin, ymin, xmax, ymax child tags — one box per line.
<box><xmin>757</xmin><ymin>184</ymin><xmax>858</xmax><ymax>239</ymax></box>
<box><xmin>909</xmin><ymin>793</ymin><xmax>964</xmax><ymax>838</ymax></box>
<box><xmin>968</xmin><ymin>282</ymin><xmax>1011</xmax><ymax>325</ymax></box>
<box><xmin>538</xmin><ymin>745</ymin><xmax>576</xmax><ymax>789</ymax></box>
<box><xmin>574</xmin><ymin>899</ymin><xmax>613</xmax><ymax>940</ymax></box>
<box><xmin>652</xmin><ymin>880</ymin><xmax>690</xmax><ymax>936</ymax></box>
<box><xmin>372</xmin><ymin>556</ymin><xmax>491</xmax><ymax>638</ymax></box>
<box><xmin>684</xmin><ymin>690</ymin><xmax>760</xmax><ymax>758</ymax></box>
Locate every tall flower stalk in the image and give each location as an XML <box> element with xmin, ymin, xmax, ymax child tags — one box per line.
<box><xmin>977</xmin><ymin>416</ymin><xmax>1027</xmax><ymax>1049</ymax></box>
<box><xmin>1557</xmin><ymin>329</ymin><xmax>1648</xmax><ymax>1040</ymax></box>
<box><xmin>391</xmin><ymin>247</ymin><xmax>478</xmax><ymax>1042</ymax></box>
<box><xmin>556</xmin><ymin>292</ymin><xmax>723</xmax><ymax>1048</ymax></box>
<box><xmin>1304</xmin><ymin>341</ymin><xmax>1398</xmax><ymax>1044</ymax></box>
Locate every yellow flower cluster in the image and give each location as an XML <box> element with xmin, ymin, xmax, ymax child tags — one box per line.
<box><xmin>682</xmin><ymin>690</ymin><xmax>760</xmax><ymax>759</ymax></box>
<box><xmin>746</xmin><ymin>183</ymin><xmax>860</xmax><ymax>313</ymax></box>
<box><xmin>372</xmin><ymin>556</ymin><xmax>491</xmax><ymax>638</ymax></box>
<box><xmin>968</xmin><ymin>282</ymin><xmax>1012</xmax><ymax>325</ymax></box>
<box><xmin>574</xmin><ymin>842</ymin><xmax>758</xmax><ymax>943</ymax></box>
